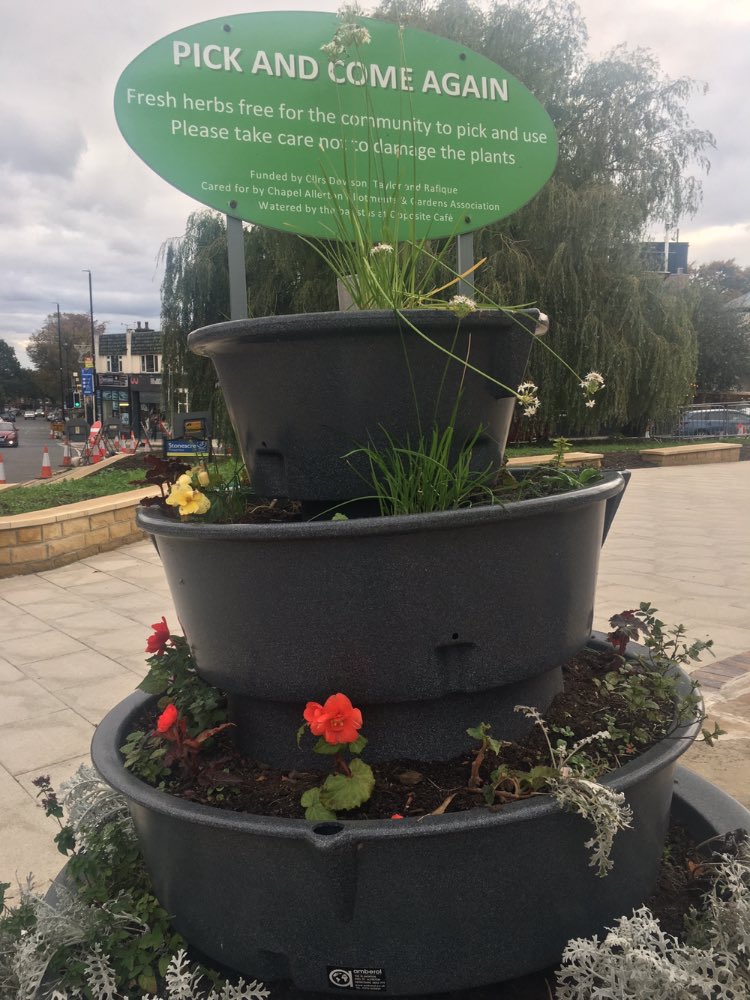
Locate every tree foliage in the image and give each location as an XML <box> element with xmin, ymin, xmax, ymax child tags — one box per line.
<box><xmin>161</xmin><ymin>0</ymin><xmax>717</xmax><ymax>437</ymax></box>
<box><xmin>26</xmin><ymin>313</ymin><xmax>103</xmax><ymax>405</ymax></box>
<box><xmin>160</xmin><ymin>211</ymin><xmax>230</xmax><ymax>431</ymax></box>
<box><xmin>0</xmin><ymin>340</ymin><xmax>36</xmax><ymax>407</ymax></box>
<box><xmin>690</xmin><ymin>285</ymin><xmax>750</xmax><ymax>395</ymax></box>
<box><xmin>693</xmin><ymin>259</ymin><xmax>750</xmax><ymax>299</ymax></box>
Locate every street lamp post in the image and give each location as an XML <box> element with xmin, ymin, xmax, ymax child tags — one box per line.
<box><xmin>83</xmin><ymin>269</ymin><xmax>98</xmax><ymax>422</ymax></box>
<box><xmin>55</xmin><ymin>304</ymin><xmax>66</xmax><ymax>419</ymax></box>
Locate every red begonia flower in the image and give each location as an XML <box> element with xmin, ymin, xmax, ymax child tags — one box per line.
<box><xmin>146</xmin><ymin>617</ymin><xmax>171</xmax><ymax>655</ymax></box>
<box><xmin>390</xmin><ymin>814</ymin><xmax>404</xmax><ymax>820</ymax></box>
<box><xmin>156</xmin><ymin>703</ymin><xmax>179</xmax><ymax>734</ymax></box>
<box><xmin>303</xmin><ymin>693</ymin><xmax>363</xmax><ymax>745</ymax></box>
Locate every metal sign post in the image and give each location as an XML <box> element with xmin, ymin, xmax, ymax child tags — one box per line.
<box><xmin>227</xmin><ymin>215</ymin><xmax>248</xmax><ymax>321</ymax></box>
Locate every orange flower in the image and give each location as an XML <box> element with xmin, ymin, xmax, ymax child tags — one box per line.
<box><xmin>303</xmin><ymin>693</ymin><xmax>363</xmax><ymax>745</ymax></box>
<box><xmin>156</xmin><ymin>703</ymin><xmax>179</xmax><ymax>734</ymax></box>
<box><xmin>146</xmin><ymin>617</ymin><xmax>171</xmax><ymax>656</ymax></box>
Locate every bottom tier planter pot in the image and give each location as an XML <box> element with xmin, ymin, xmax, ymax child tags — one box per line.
<box><xmin>42</xmin><ymin>766</ymin><xmax>750</xmax><ymax>1000</ymax></box>
<box><xmin>92</xmin><ymin>659</ymin><xmax>706</xmax><ymax>997</ymax></box>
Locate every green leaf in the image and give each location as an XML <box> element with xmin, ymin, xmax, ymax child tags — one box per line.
<box><xmin>313</xmin><ymin>737</ymin><xmax>341</xmax><ymax>755</ymax></box>
<box><xmin>296</xmin><ymin>722</ymin><xmax>307</xmax><ymax>748</ymax></box>
<box><xmin>54</xmin><ymin>826</ymin><xmax>76</xmax><ymax>856</ymax></box>
<box><xmin>348</xmin><ymin>734</ymin><xmax>368</xmax><ymax>755</ymax></box>
<box><xmin>319</xmin><ymin>759</ymin><xmax>375</xmax><ymax>811</ymax></box>
<box><xmin>138</xmin><ymin>674</ymin><xmax>168</xmax><ymax>695</ymax></box>
<box><xmin>301</xmin><ymin>786</ymin><xmax>338</xmax><ymax>821</ymax></box>
<box><xmin>137</xmin><ymin>973</ymin><xmax>158</xmax><ymax>994</ymax></box>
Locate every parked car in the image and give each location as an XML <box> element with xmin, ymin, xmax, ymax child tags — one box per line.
<box><xmin>35</xmin><ymin>408</ymin><xmax>45</xmax><ymax>418</ymax></box>
<box><xmin>23</xmin><ymin>410</ymin><xmax>35</xmax><ymax>419</ymax></box>
<box><xmin>678</xmin><ymin>408</ymin><xmax>750</xmax><ymax>436</ymax></box>
<box><xmin>0</xmin><ymin>421</ymin><xmax>19</xmax><ymax>447</ymax></box>
<box><xmin>1</xmin><ymin>411</ymin><xmax>15</xmax><ymax>422</ymax></box>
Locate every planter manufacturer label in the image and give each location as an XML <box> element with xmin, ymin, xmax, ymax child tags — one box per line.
<box><xmin>114</xmin><ymin>12</ymin><xmax>557</xmax><ymax>239</ymax></box>
<box><xmin>328</xmin><ymin>966</ymin><xmax>386</xmax><ymax>991</ymax></box>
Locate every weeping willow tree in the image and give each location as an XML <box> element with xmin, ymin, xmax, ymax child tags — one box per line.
<box><xmin>160</xmin><ymin>211</ymin><xmax>233</xmax><ymax>437</ymax></box>
<box><xmin>372</xmin><ymin>0</ymin><xmax>713</xmax><ymax>435</ymax></box>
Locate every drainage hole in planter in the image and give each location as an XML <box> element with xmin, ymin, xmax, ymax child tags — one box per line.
<box><xmin>313</xmin><ymin>822</ymin><xmax>344</xmax><ymax>836</ymax></box>
<box><xmin>452</xmin><ymin>632</ymin><xmax>459</xmax><ymax>640</ymax></box>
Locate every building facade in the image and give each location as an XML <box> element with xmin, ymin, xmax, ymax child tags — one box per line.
<box><xmin>95</xmin><ymin>321</ymin><xmax>164</xmax><ymax>435</ymax></box>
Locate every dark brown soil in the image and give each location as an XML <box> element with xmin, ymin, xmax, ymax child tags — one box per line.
<box><xmin>139</xmin><ymin>647</ymin><xmax>680</xmax><ymax>820</ymax></box>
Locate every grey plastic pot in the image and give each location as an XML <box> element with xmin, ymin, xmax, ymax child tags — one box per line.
<box><xmin>91</xmin><ymin>658</ymin><xmax>706</xmax><ymax>997</ymax></box>
<box><xmin>137</xmin><ymin>471</ymin><xmax>628</xmax><ymax>766</ymax></box>
<box><xmin>188</xmin><ymin>308</ymin><xmax>546</xmax><ymax>503</ymax></box>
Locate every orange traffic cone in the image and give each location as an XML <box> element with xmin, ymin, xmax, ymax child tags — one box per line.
<box><xmin>61</xmin><ymin>438</ymin><xmax>72</xmax><ymax>467</ymax></box>
<box><xmin>0</xmin><ymin>454</ymin><xmax>5</xmax><ymax>484</ymax></box>
<box><xmin>113</xmin><ymin>433</ymin><xmax>121</xmax><ymax>454</ymax></box>
<box><xmin>40</xmin><ymin>446</ymin><xmax>53</xmax><ymax>479</ymax></box>
<box><xmin>90</xmin><ymin>438</ymin><xmax>102</xmax><ymax>464</ymax></box>
<box><xmin>120</xmin><ymin>434</ymin><xmax>129</xmax><ymax>454</ymax></box>
<box><xmin>130</xmin><ymin>432</ymin><xmax>137</xmax><ymax>453</ymax></box>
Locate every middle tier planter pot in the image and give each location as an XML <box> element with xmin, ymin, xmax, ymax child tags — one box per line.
<box><xmin>137</xmin><ymin>471</ymin><xmax>628</xmax><ymax>766</ymax></box>
<box><xmin>91</xmin><ymin>653</ymin><xmax>701</xmax><ymax>996</ymax></box>
<box><xmin>187</xmin><ymin>308</ymin><xmax>548</xmax><ymax>502</ymax></box>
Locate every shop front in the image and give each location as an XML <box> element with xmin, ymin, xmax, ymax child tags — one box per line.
<box><xmin>96</xmin><ymin>373</ymin><xmax>131</xmax><ymax>428</ymax></box>
<box><xmin>129</xmin><ymin>373</ymin><xmax>164</xmax><ymax>439</ymax></box>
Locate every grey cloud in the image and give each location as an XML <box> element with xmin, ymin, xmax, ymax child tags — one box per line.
<box><xmin>0</xmin><ymin>106</ymin><xmax>87</xmax><ymax>177</ymax></box>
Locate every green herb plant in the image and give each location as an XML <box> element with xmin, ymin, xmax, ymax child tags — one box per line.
<box><xmin>603</xmin><ymin>603</ymin><xmax>724</xmax><ymax>750</ymax></box>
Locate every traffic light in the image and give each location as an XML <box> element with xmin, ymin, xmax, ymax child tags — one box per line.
<box><xmin>73</xmin><ymin>391</ymin><xmax>82</xmax><ymax>408</ymax></box>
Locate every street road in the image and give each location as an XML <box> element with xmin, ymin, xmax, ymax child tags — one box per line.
<box><xmin>0</xmin><ymin>417</ymin><xmax>69</xmax><ymax>484</ymax></box>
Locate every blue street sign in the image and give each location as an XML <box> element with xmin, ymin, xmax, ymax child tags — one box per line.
<box><xmin>80</xmin><ymin>369</ymin><xmax>94</xmax><ymax>395</ymax></box>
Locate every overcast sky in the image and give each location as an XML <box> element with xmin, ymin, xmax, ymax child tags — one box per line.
<box><xmin>1</xmin><ymin>0</ymin><xmax>748</xmax><ymax>367</ymax></box>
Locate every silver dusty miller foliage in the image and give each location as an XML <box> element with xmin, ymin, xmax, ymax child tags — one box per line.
<box><xmin>514</xmin><ymin>705</ymin><xmax>634</xmax><ymax>875</ymax></box>
<box><xmin>45</xmin><ymin>948</ymin><xmax>270</xmax><ymax>1000</ymax></box>
<box><xmin>556</xmin><ymin>837</ymin><xmax>750</xmax><ymax>999</ymax></box>
<box><xmin>0</xmin><ymin>766</ymin><xmax>270</xmax><ymax>1000</ymax></box>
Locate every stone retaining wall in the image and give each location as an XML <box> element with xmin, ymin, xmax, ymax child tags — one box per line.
<box><xmin>0</xmin><ymin>487</ymin><xmax>158</xmax><ymax>577</ymax></box>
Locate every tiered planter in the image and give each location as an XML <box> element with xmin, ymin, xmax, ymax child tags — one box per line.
<box><xmin>93</xmin><ymin>308</ymin><xmax>715</xmax><ymax>995</ymax></box>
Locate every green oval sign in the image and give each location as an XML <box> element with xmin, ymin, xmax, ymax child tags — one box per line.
<box><xmin>114</xmin><ymin>12</ymin><xmax>557</xmax><ymax>239</ymax></box>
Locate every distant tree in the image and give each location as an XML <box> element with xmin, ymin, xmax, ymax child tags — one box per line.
<box><xmin>692</xmin><ymin>259</ymin><xmax>750</xmax><ymax>299</ymax></box>
<box><xmin>27</xmin><ymin>313</ymin><xmax>103</xmax><ymax>406</ymax></box>
<box><xmin>374</xmin><ymin>0</ymin><xmax>714</xmax><ymax>434</ymax></box>
<box><xmin>690</xmin><ymin>285</ymin><xmax>750</xmax><ymax>394</ymax></box>
<box><xmin>0</xmin><ymin>340</ymin><xmax>24</xmax><ymax>406</ymax></box>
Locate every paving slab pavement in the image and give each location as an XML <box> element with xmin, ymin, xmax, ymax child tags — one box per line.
<box><xmin>1</xmin><ymin>462</ymin><xmax>748</xmax><ymax>898</ymax></box>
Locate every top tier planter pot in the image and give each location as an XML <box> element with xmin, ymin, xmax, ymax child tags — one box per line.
<box><xmin>188</xmin><ymin>308</ymin><xmax>546</xmax><ymax>502</ymax></box>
